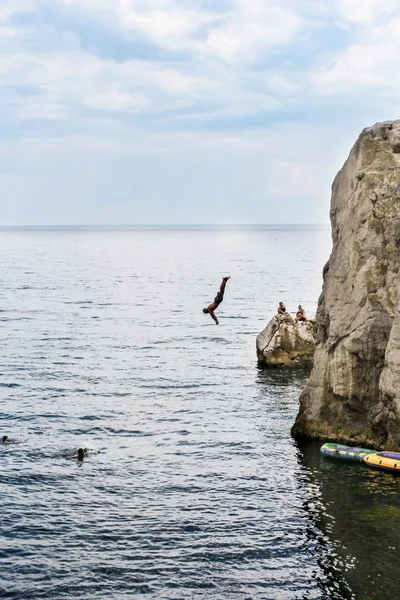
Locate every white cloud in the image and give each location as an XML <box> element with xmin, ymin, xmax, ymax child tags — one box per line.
<box><xmin>0</xmin><ymin>42</ymin><xmax>222</xmax><ymax>124</ymax></box>
<box><xmin>16</xmin><ymin>102</ymin><xmax>67</xmax><ymax>120</ymax></box>
<box><xmin>117</xmin><ymin>3</ymin><xmax>203</xmax><ymax>46</ymax></box>
<box><xmin>154</xmin><ymin>68</ymin><xmax>217</xmax><ymax>96</ymax></box>
<box><xmin>84</xmin><ymin>89</ymin><xmax>148</xmax><ymax>111</ymax></box>
<box><xmin>40</xmin><ymin>0</ymin><xmax>305</xmax><ymax>59</ymax></box>
<box><xmin>0</xmin><ymin>0</ymin><xmax>307</xmax><ymax>131</ymax></box>
<box><xmin>311</xmin><ymin>12</ymin><xmax>400</xmax><ymax>95</ymax></box>
<box><xmin>206</xmin><ymin>0</ymin><xmax>303</xmax><ymax>60</ymax></box>
<box><xmin>1</xmin><ymin>0</ymin><xmax>398</xmax><ymax>129</ymax></box>
<box><xmin>0</xmin><ymin>6</ymin><xmax>11</xmax><ymax>23</ymax></box>
<box><xmin>0</xmin><ymin>0</ymin><xmax>399</xmax><ymax>225</ymax></box>
<box><xmin>57</xmin><ymin>0</ymin><xmax>217</xmax><ymax>52</ymax></box>
<box><xmin>336</xmin><ymin>0</ymin><xmax>398</xmax><ymax>24</ymax></box>
<box><xmin>313</xmin><ymin>42</ymin><xmax>398</xmax><ymax>92</ymax></box>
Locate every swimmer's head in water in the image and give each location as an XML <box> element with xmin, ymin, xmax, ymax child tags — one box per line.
<box><xmin>2</xmin><ymin>435</ymin><xmax>9</xmax><ymax>443</ymax></box>
<box><xmin>203</xmin><ymin>308</ymin><xmax>209</xmax><ymax>314</ymax></box>
<box><xmin>77</xmin><ymin>448</ymin><xmax>85</xmax><ymax>459</ymax></box>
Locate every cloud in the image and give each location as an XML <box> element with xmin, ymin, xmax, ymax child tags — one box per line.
<box><xmin>311</xmin><ymin>10</ymin><xmax>400</xmax><ymax>96</ymax></box>
<box><xmin>0</xmin><ymin>0</ymin><xmax>308</xmax><ymax>133</ymax></box>
<box><xmin>336</xmin><ymin>0</ymin><xmax>398</xmax><ymax>24</ymax></box>
<box><xmin>117</xmin><ymin>2</ymin><xmax>206</xmax><ymax>46</ymax></box>
<box><xmin>56</xmin><ymin>0</ymin><xmax>219</xmax><ymax>52</ymax></box>
<box><xmin>312</xmin><ymin>41</ymin><xmax>399</xmax><ymax>93</ymax></box>
<box><xmin>206</xmin><ymin>0</ymin><xmax>303</xmax><ymax>61</ymax></box>
<box><xmin>0</xmin><ymin>0</ymin><xmax>399</xmax><ymax>224</ymax></box>
<box><xmin>84</xmin><ymin>88</ymin><xmax>148</xmax><ymax>111</ymax></box>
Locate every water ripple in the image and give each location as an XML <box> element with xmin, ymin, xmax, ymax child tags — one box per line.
<box><xmin>0</xmin><ymin>227</ymin><xmax>364</xmax><ymax>600</ymax></box>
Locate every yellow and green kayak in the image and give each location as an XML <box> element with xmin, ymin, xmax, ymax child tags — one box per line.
<box><xmin>320</xmin><ymin>443</ymin><xmax>375</xmax><ymax>462</ymax></box>
<box><xmin>363</xmin><ymin>452</ymin><xmax>400</xmax><ymax>473</ymax></box>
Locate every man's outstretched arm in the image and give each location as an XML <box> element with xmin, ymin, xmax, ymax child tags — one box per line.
<box><xmin>209</xmin><ymin>310</ymin><xmax>219</xmax><ymax>325</ymax></box>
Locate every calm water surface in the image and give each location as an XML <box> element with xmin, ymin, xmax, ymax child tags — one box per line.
<box><xmin>1</xmin><ymin>226</ymin><xmax>399</xmax><ymax>599</ymax></box>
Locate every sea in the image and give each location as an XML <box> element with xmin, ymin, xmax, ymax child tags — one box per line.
<box><xmin>1</xmin><ymin>226</ymin><xmax>399</xmax><ymax>600</ymax></box>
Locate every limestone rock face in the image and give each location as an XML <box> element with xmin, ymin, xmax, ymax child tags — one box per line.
<box><xmin>257</xmin><ymin>314</ymin><xmax>316</xmax><ymax>367</ymax></box>
<box><xmin>292</xmin><ymin>120</ymin><xmax>400</xmax><ymax>449</ymax></box>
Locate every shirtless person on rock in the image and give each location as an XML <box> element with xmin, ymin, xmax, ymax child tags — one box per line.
<box><xmin>295</xmin><ymin>305</ymin><xmax>307</xmax><ymax>322</ymax></box>
<box><xmin>203</xmin><ymin>277</ymin><xmax>230</xmax><ymax>325</ymax></box>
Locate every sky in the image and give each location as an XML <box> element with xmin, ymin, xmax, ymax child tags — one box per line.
<box><xmin>0</xmin><ymin>0</ymin><xmax>399</xmax><ymax>225</ymax></box>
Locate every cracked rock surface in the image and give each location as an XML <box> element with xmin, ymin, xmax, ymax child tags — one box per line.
<box><xmin>292</xmin><ymin>120</ymin><xmax>400</xmax><ymax>449</ymax></box>
<box><xmin>257</xmin><ymin>313</ymin><xmax>316</xmax><ymax>368</ymax></box>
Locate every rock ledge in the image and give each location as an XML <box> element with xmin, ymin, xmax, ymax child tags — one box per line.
<box><xmin>257</xmin><ymin>314</ymin><xmax>316</xmax><ymax>368</ymax></box>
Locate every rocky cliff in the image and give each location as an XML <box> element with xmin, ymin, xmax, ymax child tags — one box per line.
<box><xmin>257</xmin><ymin>314</ymin><xmax>316</xmax><ymax>367</ymax></box>
<box><xmin>292</xmin><ymin>120</ymin><xmax>400</xmax><ymax>449</ymax></box>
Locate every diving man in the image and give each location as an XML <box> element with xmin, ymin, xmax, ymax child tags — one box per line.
<box><xmin>203</xmin><ymin>277</ymin><xmax>230</xmax><ymax>325</ymax></box>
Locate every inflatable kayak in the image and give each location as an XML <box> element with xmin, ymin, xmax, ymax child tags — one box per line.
<box><xmin>320</xmin><ymin>443</ymin><xmax>375</xmax><ymax>462</ymax></box>
<box><xmin>363</xmin><ymin>452</ymin><xmax>400</xmax><ymax>473</ymax></box>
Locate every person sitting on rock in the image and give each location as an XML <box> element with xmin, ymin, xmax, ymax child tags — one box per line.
<box><xmin>295</xmin><ymin>305</ymin><xmax>307</xmax><ymax>322</ymax></box>
<box><xmin>277</xmin><ymin>302</ymin><xmax>286</xmax><ymax>315</ymax></box>
<box><xmin>203</xmin><ymin>277</ymin><xmax>231</xmax><ymax>325</ymax></box>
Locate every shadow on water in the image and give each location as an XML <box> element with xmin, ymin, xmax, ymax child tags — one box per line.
<box><xmin>256</xmin><ymin>366</ymin><xmax>356</xmax><ymax>599</ymax></box>
<box><xmin>256</xmin><ymin>363</ymin><xmax>311</xmax><ymax>390</ymax></box>
<box><xmin>257</xmin><ymin>366</ymin><xmax>400</xmax><ymax>599</ymax></box>
<box><xmin>297</xmin><ymin>440</ymin><xmax>400</xmax><ymax>600</ymax></box>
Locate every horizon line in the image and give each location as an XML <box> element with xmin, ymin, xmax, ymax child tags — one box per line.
<box><xmin>0</xmin><ymin>222</ymin><xmax>331</xmax><ymax>228</ymax></box>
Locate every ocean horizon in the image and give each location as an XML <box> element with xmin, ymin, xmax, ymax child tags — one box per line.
<box><xmin>0</xmin><ymin>223</ymin><xmax>331</xmax><ymax>230</ymax></box>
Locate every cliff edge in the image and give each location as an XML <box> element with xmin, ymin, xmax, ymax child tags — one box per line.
<box><xmin>292</xmin><ymin>120</ymin><xmax>400</xmax><ymax>449</ymax></box>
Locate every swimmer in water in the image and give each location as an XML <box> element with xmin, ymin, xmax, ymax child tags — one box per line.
<box><xmin>2</xmin><ymin>436</ymin><xmax>9</xmax><ymax>443</ymax></box>
<box><xmin>72</xmin><ymin>448</ymin><xmax>86</xmax><ymax>460</ymax></box>
<box><xmin>203</xmin><ymin>276</ymin><xmax>231</xmax><ymax>325</ymax></box>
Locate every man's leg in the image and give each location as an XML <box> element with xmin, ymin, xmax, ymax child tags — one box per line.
<box><xmin>220</xmin><ymin>276</ymin><xmax>230</xmax><ymax>295</ymax></box>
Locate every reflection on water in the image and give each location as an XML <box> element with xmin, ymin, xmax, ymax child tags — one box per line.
<box><xmin>257</xmin><ymin>367</ymin><xmax>355</xmax><ymax>599</ymax></box>
<box><xmin>298</xmin><ymin>441</ymin><xmax>400</xmax><ymax>600</ymax></box>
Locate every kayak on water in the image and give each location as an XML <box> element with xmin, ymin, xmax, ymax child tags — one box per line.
<box><xmin>363</xmin><ymin>452</ymin><xmax>400</xmax><ymax>473</ymax></box>
<box><xmin>320</xmin><ymin>443</ymin><xmax>375</xmax><ymax>462</ymax></box>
